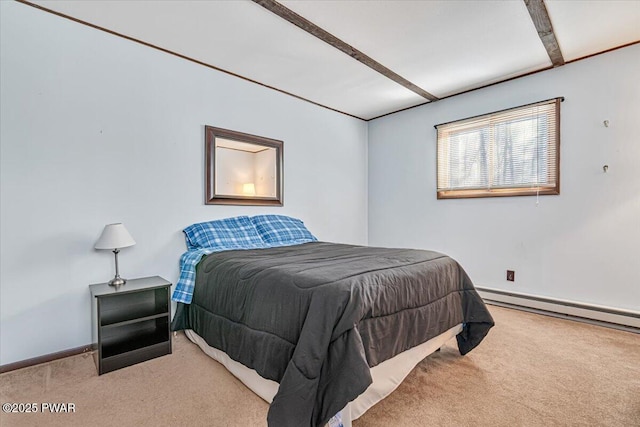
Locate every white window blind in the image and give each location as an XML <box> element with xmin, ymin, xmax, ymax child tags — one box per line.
<box><xmin>436</xmin><ymin>97</ymin><xmax>562</xmax><ymax>199</ymax></box>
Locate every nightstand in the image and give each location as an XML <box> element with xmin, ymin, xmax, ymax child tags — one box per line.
<box><xmin>90</xmin><ymin>276</ymin><xmax>172</xmax><ymax>375</ymax></box>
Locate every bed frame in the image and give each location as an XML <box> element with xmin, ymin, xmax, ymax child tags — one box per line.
<box><xmin>185</xmin><ymin>323</ymin><xmax>463</xmax><ymax>426</ymax></box>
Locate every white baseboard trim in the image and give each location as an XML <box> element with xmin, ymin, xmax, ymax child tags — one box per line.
<box><xmin>476</xmin><ymin>287</ymin><xmax>640</xmax><ymax>333</ymax></box>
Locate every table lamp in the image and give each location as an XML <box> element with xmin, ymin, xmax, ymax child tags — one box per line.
<box><xmin>242</xmin><ymin>183</ymin><xmax>256</xmax><ymax>196</ymax></box>
<box><xmin>95</xmin><ymin>223</ymin><xmax>136</xmax><ymax>287</ymax></box>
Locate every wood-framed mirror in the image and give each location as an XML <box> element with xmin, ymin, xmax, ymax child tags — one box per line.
<box><xmin>205</xmin><ymin>126</ymin><xmax>283</xmax><ymax>206</ymax></box>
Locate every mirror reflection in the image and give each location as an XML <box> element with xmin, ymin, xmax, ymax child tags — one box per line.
<box><xmin>215</xmin><ymin>138</ymin><xmax>277</xmax><ymax>198</ymax></box>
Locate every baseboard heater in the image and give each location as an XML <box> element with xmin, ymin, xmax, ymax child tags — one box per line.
<box><xmin>476</xmin><ymin>287</ymin><xmax>640</xmax><ymax>333</ymax></box>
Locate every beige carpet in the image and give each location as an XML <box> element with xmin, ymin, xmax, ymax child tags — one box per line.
<box><xmin>1</xmin><ymin>306</ymin><xmax>639</xmax><ymax>427</ymax></box>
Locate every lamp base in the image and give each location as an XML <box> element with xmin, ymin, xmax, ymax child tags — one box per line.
<box><xmin>108</xmin><ymin>277</ymin><xmax>127</xmax><ymax>287</ymax></box>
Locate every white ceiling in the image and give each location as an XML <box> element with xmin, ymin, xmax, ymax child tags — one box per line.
<box><xmin>28</xmin><ymin>0</ymin><xmax>640</xmax><ymax>120</ymax></box>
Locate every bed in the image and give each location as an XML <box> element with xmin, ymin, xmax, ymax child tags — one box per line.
<box><xmin>170</xmin><ymin>215</ymin><xmax>494</xmax><ymax>427</ymax></box>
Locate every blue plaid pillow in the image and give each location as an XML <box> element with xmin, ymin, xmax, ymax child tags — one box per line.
<box><xmin>250</xmin><ymin>215</ymin><xmax>317</xmax><ymax>245</ymax></box>
<box><xmin>183</xmin><ymin>216</ymin><xmax>266</xmax><ymax>250</ymax></box>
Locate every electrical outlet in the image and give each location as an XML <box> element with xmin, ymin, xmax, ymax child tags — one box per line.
<box><xmin>506</xmin><ymin>270</ymin><xmax>515</xmax><ymax>282</ymax></box>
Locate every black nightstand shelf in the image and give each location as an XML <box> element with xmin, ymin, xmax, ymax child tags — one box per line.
<box><xmin>90</xmin><ymin>276</ymin><xmax>172</xmax><ymax>375</ymax></box>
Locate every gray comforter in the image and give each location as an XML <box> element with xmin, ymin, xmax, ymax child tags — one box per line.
<box><xmin>171</xmin><ymin>242</ymin><xmax>494</xmax><ymax>427</ymax></box>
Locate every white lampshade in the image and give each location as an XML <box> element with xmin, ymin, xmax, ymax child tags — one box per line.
<box><xmin>242</xmin><ymin>183</ymin><xmax>256</xmax><ymax>196</ymax></box>
<box><xmin>95</xmin><ymin>223</ymin><xmax>136</xmax><ymax>250</ymax></box>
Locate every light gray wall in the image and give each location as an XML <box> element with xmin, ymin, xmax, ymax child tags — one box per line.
<box><xmin>254</xmin><ymin>149</ymin><xmax>277</xmax><ymax>197</ymax></box>
<box><xmin>369</xmin><ymin>44</ymin><xmax>640</xmax><ymax>312</ymax></box>
<box><xmin>0</xmin><ymin>2</ymin><xmax>368</xmax><ymax>365</ymax></box>
<box><xmin>215</xmin><ymin>148</ymin><xmax>256</xmax><ymax>196</ymax></box>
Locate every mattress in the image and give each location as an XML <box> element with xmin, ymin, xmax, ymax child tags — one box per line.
<box><xmin>172</xmin><ymin>242</ymin><xmax>493</xmax><ymax>425</ymax></box>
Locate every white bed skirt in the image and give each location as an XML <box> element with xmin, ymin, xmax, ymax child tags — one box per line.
<box><xmin>185</xmin><ymin>323</ymin><xmax>463</xmax><ymax>426</ymax></box>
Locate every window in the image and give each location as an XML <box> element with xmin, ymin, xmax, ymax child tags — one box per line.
<box><xmin>436</xmin><ymin>98</ymin><xmax>562</xmax><ymax>199</ymax></box>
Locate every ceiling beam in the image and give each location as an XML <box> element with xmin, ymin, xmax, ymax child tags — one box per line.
<box><xmin>524</xmin><ymin>0</ymin><xmax>565</xmax><ymax>67</ymax></box>
<box><xmin>252</xmin><ymin>0</ymin><xmax>439</xmax><ymax>102</ymax></box>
